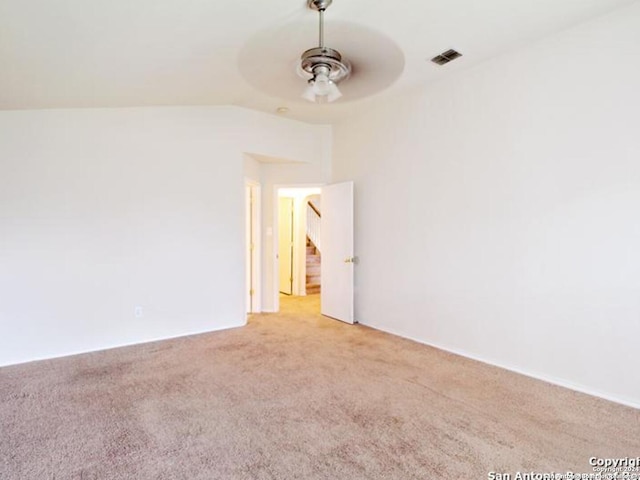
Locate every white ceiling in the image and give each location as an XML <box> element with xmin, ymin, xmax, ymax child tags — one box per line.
<box><xmin>0</xmin><ymin>0</ymin><xmax>635</xmax><ymax>123</ymax></box>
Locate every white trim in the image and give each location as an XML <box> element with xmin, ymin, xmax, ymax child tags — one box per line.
<box><xmin>361</xmin><ymin>322</ymin><xmax>640</xmax><ymax>410</ymax></box>
<box><xmin>245</xmin><ymin>179</ymin><xmax>262</xmax><ymax>313</ymax></box>
<box><xmin>0</xmin><ymin>323</ymin><xmax>244</xmax><ymax>368</ymax></box>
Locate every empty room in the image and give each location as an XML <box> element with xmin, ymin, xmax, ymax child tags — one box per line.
<box><xmin>1</xmin><ymin>0</ymin><xmax>639</xmax><ymax>478</ymax></box>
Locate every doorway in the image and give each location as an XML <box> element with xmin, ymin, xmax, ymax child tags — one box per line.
<box><xmin>276</xmin><ymin>187</ymin><xmax>322</xmax><ymax>308</ymax></box>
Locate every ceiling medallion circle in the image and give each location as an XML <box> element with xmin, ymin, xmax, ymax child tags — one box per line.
<box><xmin>238</xmin><ymin>20</ymin><xmax>405</xmax><ymax>104</ymax></box>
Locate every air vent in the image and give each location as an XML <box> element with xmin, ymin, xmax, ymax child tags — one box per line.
<box><xmin>431</xmin><ymin>49</ymin><xmax>462</xmax><ymax>66</ymax></box>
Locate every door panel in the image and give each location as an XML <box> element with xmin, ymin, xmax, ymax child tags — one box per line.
<box><xmin>321</xmin><ymin>181</ymin><xmax>354</xmax><ymax>324</ymax></box>
<box><xmin>278</xmin><ymin>197</ymin><xmax>294</xmax><ymax>295</ymax></box>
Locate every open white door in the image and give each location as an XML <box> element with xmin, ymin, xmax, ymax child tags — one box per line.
<box><xmin>321</xmin><ymin>181</ymin><xmax>354</xmax><ymax>324</ymax></box>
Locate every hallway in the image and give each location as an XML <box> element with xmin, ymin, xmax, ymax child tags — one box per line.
<box><xmin>273</xmin><ymin>293</ymin><xmax>321</xmax><ymax>316</ymax></box>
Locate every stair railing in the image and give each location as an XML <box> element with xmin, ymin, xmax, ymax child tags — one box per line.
<box><xmin>306</xmin><ymin>201</ymin><xmax>321</xmax><ymax>252</ymax></box>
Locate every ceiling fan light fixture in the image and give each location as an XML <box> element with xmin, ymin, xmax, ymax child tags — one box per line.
<box><xmin>326</xmin><ymin>82</ymin><xmax>342</xmax><ymax>102</ymax></box>
<box><xmin>302</xmin><ymin>83</ymin><xmax>318</xmax><ymax>102</ymax></box>
<box><xmin>313</xmin><ymin>67</ymin><xmax>332</xmax><ymax>96</ymax></box>
<box><xmin>303</xmin><ymin>77</ymin><xmax>343</xmax><ymax>104</ymax></box>
<box><xmin>297</xmin><ymin>0</ymin><xmax>350</xmax><ymax>104</ymax></box>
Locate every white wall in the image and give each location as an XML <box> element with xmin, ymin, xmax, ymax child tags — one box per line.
<box><xmin>0</xmin><ymin>106</ymin><xmax>329</xmax><ymax>365</ymax></box>
<box><xmin>332</xmin><ymin>3</ymin><xmax>640</xmax><ymax>407</ymax></box>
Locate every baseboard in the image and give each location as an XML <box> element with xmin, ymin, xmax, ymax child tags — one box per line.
<box><xmin>361</xmin><ymin>322</ymin><xmax>640</xmax><ymax>410</ymax></box>
<box><xmin>0</xmin><ymin>322</ymin><xmax>245</xmax><ymax>368</ymax></box>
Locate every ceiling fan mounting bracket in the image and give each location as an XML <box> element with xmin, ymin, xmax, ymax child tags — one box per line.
<box><xmin>307</xmin><ymin>0</ymin><xmax>333</xmax><ymax>12</ymax></box>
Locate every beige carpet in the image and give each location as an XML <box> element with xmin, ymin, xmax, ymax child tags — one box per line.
<box><xmin>1</xmin><ymin>294</ymin><xmax>638</xmax><ymax>479</ymax></box>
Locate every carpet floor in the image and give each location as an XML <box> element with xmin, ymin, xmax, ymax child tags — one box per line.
<box><xmin>1</xmin><ymin>295</ymin><xmax>638</xmax><ymax>479</ymax></box>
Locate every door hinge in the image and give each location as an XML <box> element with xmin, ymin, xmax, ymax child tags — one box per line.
<box><xmin>249</xmin><ymin>289</ymin><xmax>254</xmax><ymax>296</ymax></box>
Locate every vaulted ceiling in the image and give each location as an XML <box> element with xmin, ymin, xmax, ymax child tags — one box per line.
<box><xmin>0</xmin><ymin>0</ymin><xmax>634</xmax><ymax>123</ymax></box>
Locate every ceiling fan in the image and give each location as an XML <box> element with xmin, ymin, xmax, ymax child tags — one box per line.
<box><xmin>297</xmin><ymin>0</ymin><xmax>351</xmax><ymax>103</ymax></box>
<box><xmin>237</xmin><ymin>0</ymin><xmax>404</xmax><ymax>107</ymax></box>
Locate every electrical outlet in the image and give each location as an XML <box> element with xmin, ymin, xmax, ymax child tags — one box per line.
<box><xmin>134</xmin><ymin>306</ymin><xmax>143</xmax><ymax>318</ymax></box>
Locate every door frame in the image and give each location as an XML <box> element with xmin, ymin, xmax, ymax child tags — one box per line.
<box><xmin>278</xmin><ymin>196</ymin><xmax>294</xmax><ymax>295</ymax></box>
<box><xmin>273</xmin><ymin>183</ymin><xmax>323</xmax><ymax>313</ymax></box>
<box><xmin>245</xmin><ymin>179</ymin><xmax>262</xmax><ymax>314</ymax></box>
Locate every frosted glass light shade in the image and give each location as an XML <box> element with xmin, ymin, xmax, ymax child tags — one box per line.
<box><xmin>302</xmin><ymin>78</ymin><xmax>343</xmax><ymax>103</ymax></box>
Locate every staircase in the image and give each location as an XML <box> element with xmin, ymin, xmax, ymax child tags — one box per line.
<box><xmin>306</xmin><ymin>236</ymin><xmax>321</xmax><ymax>295</ymax></box>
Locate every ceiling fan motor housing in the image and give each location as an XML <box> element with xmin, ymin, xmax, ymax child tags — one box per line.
<box><xmin>300</xmin><ymin>47</ymin><xmax>351</xmax><ymax>83</ymax></box>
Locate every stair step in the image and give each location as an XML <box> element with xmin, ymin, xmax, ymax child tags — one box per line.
<box><xmin>306</xmin><ymin>237</ymin><xmax>321</xmax><ymax>292</ymax></box>
<box><xmin>306</xmin><ymin>265</ymin><xmax>321</xmax><ymax>276</ymax></box>
<box><xmin>306</xmin><ymin>253</ymin><xmax>320</xmax><ymax>263</ymax></box>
